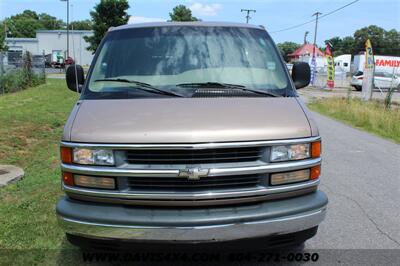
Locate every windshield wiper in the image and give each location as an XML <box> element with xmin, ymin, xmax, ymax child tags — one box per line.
<box><xmin>95</xmin><ymin>78</ymin><xmax>183</xmax><ymax>97</ymax></box>
<box><xmin>176</xmin><ymin>82</ymin><xmax>280</xmax><ymax>97</ymax></box>
<box><xmin>176</xmin><ymin>82</ymin><xmax>245</xmax><ymax>89</ymax></box>
<box><xmin>235</xmin><ymin>87</ymin><xmax>281</xmax><ymax>97</ymax></box>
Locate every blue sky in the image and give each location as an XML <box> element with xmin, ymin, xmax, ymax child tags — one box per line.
<box><xmin>1</xmin><ymin>0</ymin><xmax>399</xmax><ymax>45</ymax></box>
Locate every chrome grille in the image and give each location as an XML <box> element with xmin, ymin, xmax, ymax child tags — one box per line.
<box><xmin>124</xmin><ymin>147</ymin><xmax>264</xmax><ymax>164</ymax></box>
<box><xmin>127</xmin><ymin>174</ymin><xmax>263</xmax><ymax>190</ymax></box>
<box><xmin>61</xmin><ymin>136</ymin><xmax>321</xmax><ymax>206</ymax></box>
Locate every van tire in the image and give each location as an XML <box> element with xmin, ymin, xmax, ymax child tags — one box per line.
<box><xmin>354</xmin><ymin>86</ymin><xmax>362</xmax><ymax>91</ymax></box>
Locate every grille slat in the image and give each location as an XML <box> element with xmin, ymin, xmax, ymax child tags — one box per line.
<box><xmin>127</xmin><ymin>175</ymin><xmax>262</xmax><ymax>190</ymax></box>
<box><xmin>127</xmin><ymin>177</ymin><xmax>259</xmax><ymax>184</ymax></box>
<box><xmin>126</xmin><ymin>155</ymin><xmax>261</xmax><ymax>163</ymax></box>
<box><xmin>125</xmin><ymin>147</ymin><xmax>264</xmax><ymax>164</ymax></box>
<box><xmin>127</xmin><ymin>181</ymin><xmax>258</xmax><ymax>188</ymax></box>
<box><xmin>126</xmin><ymin>150</ymin><xmax>260</xmax><ymax>156</ymax></box>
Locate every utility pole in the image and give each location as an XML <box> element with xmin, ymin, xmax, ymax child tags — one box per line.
<box><xmin>310</xmin><ymin>12</ymin><xmax>322</xmax><ymax>85</ymax></box>
<box><xmin>241</xmin><ymin>9</ymin><xmax>256</xmax><ymax>24</ymax></box>
<box><xmin>60</xmin><ymin>0</ymin><xmax>69</xmax><ymax>58</ymax></box>
<box><xmin>312</xmin><ymin>12</ymin><xmax>321</xmax><ymax>58</ymax></box>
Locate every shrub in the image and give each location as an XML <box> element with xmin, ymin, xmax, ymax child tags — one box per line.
<box><xmin>0</xmin><ymin>52</ymin><xmax>46</xmax><ymax>94</ymax></box>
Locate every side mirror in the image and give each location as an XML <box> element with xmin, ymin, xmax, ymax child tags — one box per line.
<box><xmin>66</xmin><ymin>64</ymin><xmax>84</xmax><ymax>93</ymax></box>
<box><xmin>291</xmin><ymin>62</ymin><xmax>311</xmax><ymax>89</ymax></box>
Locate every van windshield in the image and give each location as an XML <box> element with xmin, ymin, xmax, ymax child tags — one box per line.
<box><xmin>85</xmin><ymin>26</ymin><xmax>291</xmax><ymax>99</ymax></box>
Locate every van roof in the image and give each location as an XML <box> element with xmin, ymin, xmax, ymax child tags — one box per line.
<box><xmin>110</xmin><ymin>21</ymin><xmax>265</xmax><ymax>32</ymax></box>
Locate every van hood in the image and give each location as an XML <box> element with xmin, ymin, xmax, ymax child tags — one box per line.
<box><xmin>66</xmin><ymin>98</ymin><xmax>311</xmax><ymax>143</ymax></box>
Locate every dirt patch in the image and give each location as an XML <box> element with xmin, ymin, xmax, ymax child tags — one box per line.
<box><xmin>0</xmin><ymin>123</ymin><xmax>53</xmax><ymax>161</ymax></box>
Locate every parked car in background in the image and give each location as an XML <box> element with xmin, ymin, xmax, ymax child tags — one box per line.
<box><xmin>65</xmin><ymin>57</ymin><xmax>75</xmax><ymax>66</ymax></box>
<box><xmin>350</xmin><ymin>71</ymin><xmax>400</xmax><ymax>91</ymax></box>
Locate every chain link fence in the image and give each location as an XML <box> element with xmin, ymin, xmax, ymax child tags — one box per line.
<box><xmin>313</xmin><ymin>70</ymin><xmax>350</xmax><ymax>89</ymax></box>
<box><xmin>0</xmin><ymin>51</ymin><xmax>46</xmax><ymax>95</ymax></box>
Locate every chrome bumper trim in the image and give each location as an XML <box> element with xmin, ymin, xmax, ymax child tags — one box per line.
<box><xmin>63</xmin><ymin>179</ymin><xmax>319</xmax><ymax>200</ymax></box>
<box><xmin>67</xmin><ymin>186</ymin><xmax>317</xmax><ymax>206</ymax></box>
<box><xmin>61</xmin><ymin>157</ymin><xmax>321</xmax><ymax>177</ymax></box>
<box><xmin>58</xmin><ymin>207</ymin><xmax>327</xmax><ymax>241</ymax></box>
<box><xmin>60</xmin><ymin>136</ymin><xmax>321</xmax><ymax>150</ymax></box>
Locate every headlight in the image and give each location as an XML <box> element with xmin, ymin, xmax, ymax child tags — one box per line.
<box><xmin>270</xmin><ymin>144</ymin><xmax>310</xmax><ymax>162</ymax></box>
<box><xmin>72</xmin><ymin>148</ymin><xmax>115</xmax><ymax>165</ymax></box>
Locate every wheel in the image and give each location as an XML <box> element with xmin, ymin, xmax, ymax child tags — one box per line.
<box><xmin>354</xmin><ymin>85</ymin><xmax>362</xmax><ymax>91</ymax></box>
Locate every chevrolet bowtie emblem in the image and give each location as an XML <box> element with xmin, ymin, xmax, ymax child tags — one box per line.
<box><xmin>178</xmin><ymin>168</ymin><xmax>209</xmax><ymax>180</ymax></box>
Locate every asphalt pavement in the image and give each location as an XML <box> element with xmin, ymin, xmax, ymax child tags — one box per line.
<box><xmin>305</xmin><ymin>111</ymin><xmax>400</xmax><ymax>249</ymax></box>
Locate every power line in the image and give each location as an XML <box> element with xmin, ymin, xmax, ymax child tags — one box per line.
<box><xmin>319</xmin><ymin>0</ymin><xmax>360</xmax><ymax>20</ymax></box>
<box><xmin>269</xmin><ymin>0</ymin><xmax>360</xmax><ymax>34</ymax></box>
<box><xmin>270</xmin><ymin>18</ymin><xmax>315</xmax><ymax>34</ymax></box>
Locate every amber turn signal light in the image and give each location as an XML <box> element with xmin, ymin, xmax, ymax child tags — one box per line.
<box><xmin>311</xmin><ymin>141</ymin><xmax>321</xmax><ymax>158</ymax></box>
<box><xmin>310</xmin><ymin>165</ymin><xmax>321</xmax><ymax>180</ymax></box>
<box><xmin>60</xmin><ymin>147</ymin><xmax>72</xmax><ymax>163</ymax></box>
<box><xmin>62</xmin><ymin>172</ymin><xmax>74</xmax><ymax>186</ymax></box>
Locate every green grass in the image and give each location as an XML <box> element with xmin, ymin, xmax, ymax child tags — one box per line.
<box><xmin>0</xmin><ymin>79</ymin><xmax>82</xmax><ymax>264</ymax></box>
<box><xmin>308</xmin><ymin>97</ymin><xmax>400</xmax><ymax>143</ymax></box>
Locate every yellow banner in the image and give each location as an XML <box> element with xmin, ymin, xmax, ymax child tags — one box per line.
<box><xmin>365</xmin><ymin>39</ymin><xmax>374</xmax><ymax>69</ymax></box>
<box><xmin>326</xmin><ymin>43</ymin><xmax>334</xmax><ymax>88</ymax></box>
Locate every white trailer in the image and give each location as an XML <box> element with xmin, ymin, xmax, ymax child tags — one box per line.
<box><xmin>351</xmin><ymin>53</ymin><xmax>400</xmax><ymax>75</ymax></box>
<box><xmin>334</xmin><ymin>54</ymin><xmax>352</xmax><ymax>73</ymax></box>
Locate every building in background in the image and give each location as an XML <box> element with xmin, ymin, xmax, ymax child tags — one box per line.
<box><xmin>5</xmin><ymin>30</ymin><xmax>93</xmax><ymax>66</ymax></box>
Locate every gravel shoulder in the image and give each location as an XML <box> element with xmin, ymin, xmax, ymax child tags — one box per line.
<box><xmin>298</xmin><ymin>86</ymin><xmax>400</xmax><ymax>105</ymax></box>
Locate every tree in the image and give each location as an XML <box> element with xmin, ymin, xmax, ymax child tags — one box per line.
<box><xmin>38</xmin><ymin>13</ymin><xmax>65</xmax><ymax>30</ymax></box>
<box><xmin>169</xmin><ymin>5</ymin><xmax>199</xmax><ymax>22</ymax></box>
<box><xmin>324</xmin><ymin>36</ymin><xmax>356</xmax><ymax>56</ymax></box>
<box><xmin>340</xmin><ymin>36</ymin><xmax>356</xmax><ymax>55</ymax></box>
<box><xmin>0</xmin><ymin>21</ymin><xmax>6</xmax><ymax>51</ymax></box>
<box><xmin>353</xmin><ymin>25</ymin><xmax>386</xmax><ymax>54</ymax></box>
<box><xmin>277</xmin><ymin>42</ymin><xmax>300</xmax><ymax>62</ymax></box>
<box><xmin>3</xmin><ymin>10</ymin><xmax>65</xmax><ymax>38</ymax></box>
<box><xmin>382</xmin><ymin>29</ymin><xmax>400</xmax><ymax>56</ymax></box>
<box><xmin>4</xmin><ymin>10</ymin><xmax>43</xmax><ymax>38</ymax></box>
<box><xmin>325</xmin><ymin>37</ymin><xmax>342</xmax><ymax>55</ymax></box>
<box><xmin>69</xmin><ymin>20</ymin><xmax>93</xmax><ymax>30</ymax></box>
<box><xmin>84</xmin><ymin>0</ymin><xmax>130</xmax><ymax>53</ymax></box>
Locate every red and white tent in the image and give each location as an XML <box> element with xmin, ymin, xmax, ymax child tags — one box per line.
<box><xmin>288</xmin><ymin>43</ymin><xmax>325</xmax><ymax>60</ymax></box>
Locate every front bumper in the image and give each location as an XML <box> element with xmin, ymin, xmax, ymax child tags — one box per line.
<box><xmin>57</xmin><ymin>191</ymin><xmax>328</xmax><ymax>243</ymax></box>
